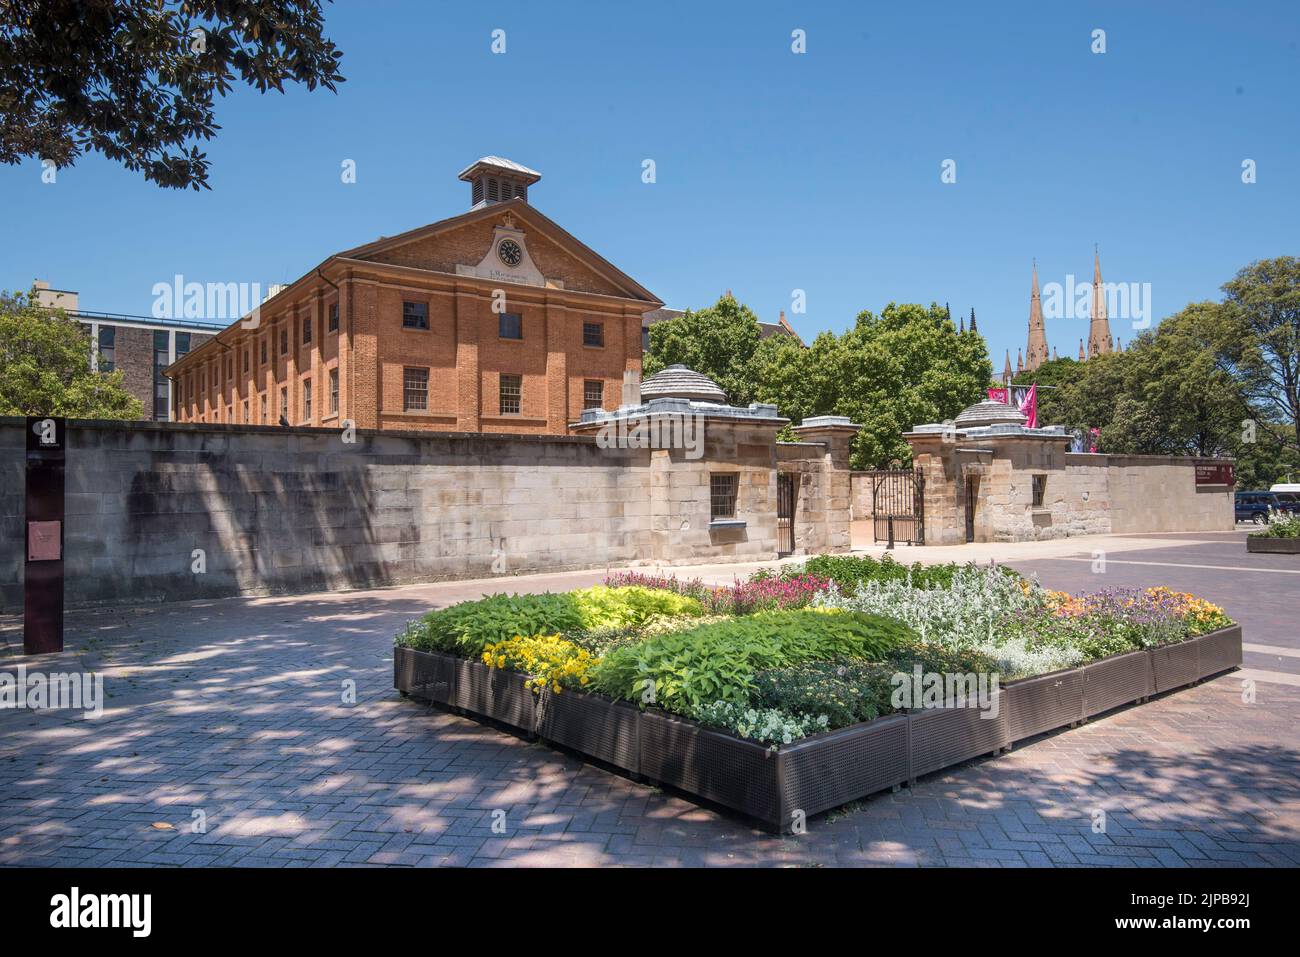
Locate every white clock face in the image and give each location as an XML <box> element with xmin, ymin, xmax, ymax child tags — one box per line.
<box><xmin>497</xmin><ymin>239</ymin><xmax>523</xmax><ymax>267</ymax></box>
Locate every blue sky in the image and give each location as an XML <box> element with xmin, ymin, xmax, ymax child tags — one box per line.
<box><xmin>2</xmin><ymin>0</ymin><xmax>1297</xmax><ymax>368</ymax></box>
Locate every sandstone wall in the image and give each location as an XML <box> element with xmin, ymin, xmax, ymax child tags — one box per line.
<box><xmin>1</xmin><ymin>419</ymin><xmax>653</xmax><ymax>612</ymax></box>
<box><xmin>905</xmin><ymin>434</ymin><xmax>1234</xmax><ymax>544</ymax></box>
<box><xmin>1106</xmin><ymin>455</ymin><xmax>1235</xmax><ymax>533</ymax></box>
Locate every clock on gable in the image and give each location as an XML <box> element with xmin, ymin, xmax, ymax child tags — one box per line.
<box><xmin>497</xmin><ymin>239</ymin><xmax>523</xmax><ymax>267</ymax></box>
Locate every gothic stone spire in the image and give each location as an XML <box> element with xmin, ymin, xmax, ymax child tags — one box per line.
<box><xmin>1026</xmin><ymin>258</ymin><xmax>1049</xmax><ymax>371</ymax></box>
<box><xmin>1088</xmin><ymin>246</ymin><xmax>1112</xmax><ymax>359</ymax></box>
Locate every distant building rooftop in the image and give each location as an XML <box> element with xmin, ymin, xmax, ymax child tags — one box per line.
<box><xmin>641</xmin><ymin>305</ymin><xmax>805</xmax><ymax>351</ymax></box>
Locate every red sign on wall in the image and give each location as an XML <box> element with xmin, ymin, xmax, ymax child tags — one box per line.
<box><xmin>28</xmin><ymin>520</ymin><xmax>62</xmax><ymax>561</ymax></box>
<box><xmin>1194</xmin><ymin>463</ymin><xmax>1235</xmax><ymax>486</ymax></box>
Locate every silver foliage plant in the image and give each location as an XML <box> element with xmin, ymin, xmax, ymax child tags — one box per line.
<box><xmin>812</xmin><ymin>563</ymin><xmax>1084</xmax><ymax>678</ymax></box>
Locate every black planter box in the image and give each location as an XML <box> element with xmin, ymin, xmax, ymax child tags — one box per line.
<box><xmin>777</xmin><ymin>714</ymin><xmax>910</xmax><ymax>826</ymax></box>
<box><xmin>393</xmin><ymin>644</ymin><xmax>455</xmax><ymax>705</ymax></box>
<box><xmin>536</xmin><ymin>688</ymin><xmax>640</xmax><ymax>775</ymax></box>
<box><xmin>1003</xmin><ymin>667</ymin><xmax>1084</xmax><ymax>741</ymax></box>
<box><xmin>450</xmin><ymin>656</ymin><xmax>536</xmax><ymax>732</ymax></box>
<box><xmin>638</xmin><ymin>708</ymin><xmax>782</xmax><ymax>826</ymax></box>
<box><xmin>1246</xmin><ymin>536</ymin><xmax>1300</xmax><ymax>553</ymax></box>
<box><xmin>394</xmin><ymin>624</ymin><xmax>1242</xmax><ymax>833</ymax></box>
<box><xmin>908</xmin><ymin>691</ymin><xmax>1009</xmax><ymax>780</ymax></box>
<box><xmin>1195</xmin><ymin>625</ymin><xmax>1242</xmax><ymax>680</ymax></box>
<box><xmin>1082</xmin><ymin>649</ymin><xmax>1152</xmax><ymax>718</ymax></box>
<box><xmin>1150</xmin><ymin>638</ymin><xmax>1201</xmax><ymax>693</ymax></box>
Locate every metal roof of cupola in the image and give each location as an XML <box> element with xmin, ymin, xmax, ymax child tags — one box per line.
<box><xmin>458</xmin><ymin>156</ymin><xmax>542</xmax><ymax>209</ymax></box>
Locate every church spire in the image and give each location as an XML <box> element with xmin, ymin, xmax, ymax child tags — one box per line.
<box><xmin>1003</xmin><ymin>349</ymin><xmax>1013</xmax><ymax>385</ymax></box>
<box><xmin>1088</xmin><ymin>246</ymin><xmax>1112</xmax><ymax>359</ymax></box>
<box><xmin>1078</xmin><ymin>338</ymin><xmax>1086</xmax><ymax>361</ymax></box>
<box><xmin>969</xmin><ymin>307</ymin><xmax>977</xmax><ymax>333</ymax></box>
<box><xmin>1026</xmin><ymin>258</ymin><xmax>1049</xmax><ymax>371</ymax></box>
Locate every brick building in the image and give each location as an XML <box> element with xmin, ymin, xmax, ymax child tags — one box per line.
<box><xmin>165</xmin><ymin>157</ymin><xmax>662</xmax><ymax>434</ymax></box>
<box><xmin>32</xmin><ymin>281</ymin><xmax>220</xmax><ymax>421</ymax></box>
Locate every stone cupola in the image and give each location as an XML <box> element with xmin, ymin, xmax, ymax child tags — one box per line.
<box><xmin>639</xmin><ymin>364</ymin><xmax>728</xmax><ymax>404</ymax></box>
<box><xmin>953</xmin><ymin>398</ymin><xmax>1029</xmax><ymax>429</ymax></box>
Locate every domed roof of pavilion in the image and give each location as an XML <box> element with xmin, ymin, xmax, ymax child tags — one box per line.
<box><xmin>953</xmin><ymin>398</ymin><xmax>1028</xmax><ymax>429</ymax></box>
<box><xmin>640</xmin><ymin>364</ymin><xmax>727</xmax><ymax>404</ymax></box>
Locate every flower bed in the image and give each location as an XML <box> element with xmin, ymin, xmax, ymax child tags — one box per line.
<box><xmin>1247</xmin><ymin>510</ymin><xmax>1300</xmax><ymax>552</ymax></box>
<box><xmin>394</xmin><ymin>563</ymin><xmax>1241</xmax><ymax>832</ymax></box>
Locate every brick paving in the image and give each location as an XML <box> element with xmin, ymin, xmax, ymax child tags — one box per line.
<box><xmin>1</xmin><ymin>531</ymin><xmax>1298</xmax><ymax>867</ymax></box>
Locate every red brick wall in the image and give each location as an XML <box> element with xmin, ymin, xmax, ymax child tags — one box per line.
<box><xmin>173</xmin><ymin>213</ymin><xmax>654</xmax><ymax>436</ymax></box>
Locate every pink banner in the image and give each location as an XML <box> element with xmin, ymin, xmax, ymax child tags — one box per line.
<box><xmin>1018</xmin><ymin>383</ymin><xmax>1037</xmax><ymax>428</ymax></box>
<box><xmin>987</xmin><ymin>387</ymin><xmax>1008</xmax><ymax>404</ymax></box>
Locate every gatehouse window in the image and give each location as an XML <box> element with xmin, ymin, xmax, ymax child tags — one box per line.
<box><xmin>1032</xmin><ymin>474</ymin><xmax>1047</xmax><ymax>508</ymax></box>
<box><xmin>711</xmin><ymin>474</ymin><xmax>738</xmax><ymax>520</ymax></box>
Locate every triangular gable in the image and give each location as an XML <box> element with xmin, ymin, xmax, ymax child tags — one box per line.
<box><xmin>340</xmin><ymin>198</ymin><xmax>659</xmax><ymax>303</ymax></box>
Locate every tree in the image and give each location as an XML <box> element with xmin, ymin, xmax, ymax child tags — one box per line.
<box><xmin>835</xmin><ymin>303</ymin><xmax>991</xmax><ymax>467</ymax></box>
<box><xmin>1041</xmin><ymin>302</ymin><xmax>1281</xmax><ymax>474</ymax></box>
<box><xmin>1011</xmin><ymin>356</ymin><xmax>1085</xmax><ymax>427</ymax></box>
<box><xmin>0</xmin><ymin>288</ymin><xmax>143</xmax><ymax>418</ymax></box>
<box><xmin>0</xmin><ymin>1</ymin><xmax>345</xmax><ymax>190</ymax></box>
<box><xmin>647</xmin><ymin>298</ymin><xmax>990</xmax><ymax>469</ymax></box>
<box><xmin>1218</xmin><ymin>257</ymin><xmax>1300</xmax><ymax>454</ymax></box>
<box><xmin>644</xmin><ymin>295</ymin><xmax>764</xmax><ymax>404</ymax></box>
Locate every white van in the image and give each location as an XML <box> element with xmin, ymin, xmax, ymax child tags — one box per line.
<box><xmin>1271</xmin><ymin>483</ymin><xmax>1300</xmax><ymax>511</ymax></box>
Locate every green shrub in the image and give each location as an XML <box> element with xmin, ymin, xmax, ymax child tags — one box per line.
<box><xmin>397</xmin><ymin>586</ymin><xmax>704</xmax><ymax>658</ymax></box>
<box><xmin>750</xmin><ymin>661</ymin><xmax>895</xmax><ymax>728</ymax></box>
<box><xmin>750</xmin><ymin>643</ymin><xmax>1000</xmax><ymax>730</ymax></box>
<box><xmin>879</xmin><ymin>641</ymin><xmax>1000</xmax><ymax>677</ymax></box>
<box><xmin>802</xmin><ymin>554</ymin><xmax>1020</xmax><ymax>591</ymax></box>
<box><xmin>569</xmin><ymin>585</ymin><xmax>704</xmax><ymax>629</ymax></box>
<box><xmin>398</xmin><ymin>593</ymin><xmax>584</xmax><ymax>657</ymax></box>
<box><xmin>589</xmin><ymin>609</ymin><xmax>915</xmax><ymax>715</ymax></box>
<box><xmin>1254</xmin><ymin>510</ymin><xmax>1300</xmax><ymax>539</ymax></box>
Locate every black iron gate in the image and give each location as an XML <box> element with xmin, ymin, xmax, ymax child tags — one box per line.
<box><xmin>776</xmin><ymin>472</ymin><xmax>796</xmax><ymax>556</ymax></box>
<box><xmin>964</xmin><ymin>476</ymin><xmax>978</xmax><ymax>543</ymax></box>
<box><xmin>868</xmin><ymin>469</ymin><xmax>925</xmax><ymax>546</ymax></box>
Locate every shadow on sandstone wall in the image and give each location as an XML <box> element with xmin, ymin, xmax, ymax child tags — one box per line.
<box><xmin>77</xmin><ymin>425</ymin><xmax>389</xmax><ymax>608</ymax></box>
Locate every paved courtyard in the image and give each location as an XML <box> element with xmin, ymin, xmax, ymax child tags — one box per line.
<box><xmin>1</xmin><ymin>529</ymin><xmax>1297</xmax><ymax>867</ymax></box>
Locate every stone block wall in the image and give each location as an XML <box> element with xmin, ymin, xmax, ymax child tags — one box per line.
<box><xmin>3</xmin><ymin>414</ymin><xmax>836</xmax><ymax>612</ymax></box>
<box><xmin>650</xmin><ymin>420</ymin><xmax>781</xmax><ymax>563</ymax></box>
<box><xmin>906</xmin><ymin>433</ymin><xmax>1234</xmax><ymax>544</ymax></box>
<box><xmin>1106</xmin><ymin>455</ymin><xmax>1234</xmax><ymax>533</ymax></box>
<box><xmin>1</xmin><ymin>419</ymin><xmax>655</xmax><ymax>611</ymax></box>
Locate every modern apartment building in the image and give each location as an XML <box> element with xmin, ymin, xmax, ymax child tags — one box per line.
<box><xmin>32</xmin><ymin>281</ymin><xmax>220</xmax><ymax>421</ymax></box>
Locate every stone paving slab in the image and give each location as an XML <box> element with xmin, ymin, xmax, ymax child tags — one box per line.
<box><xmin>1</xmin><ymin>535</ymin><xmax>1297</xmax><ymax>867</ymax></box>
